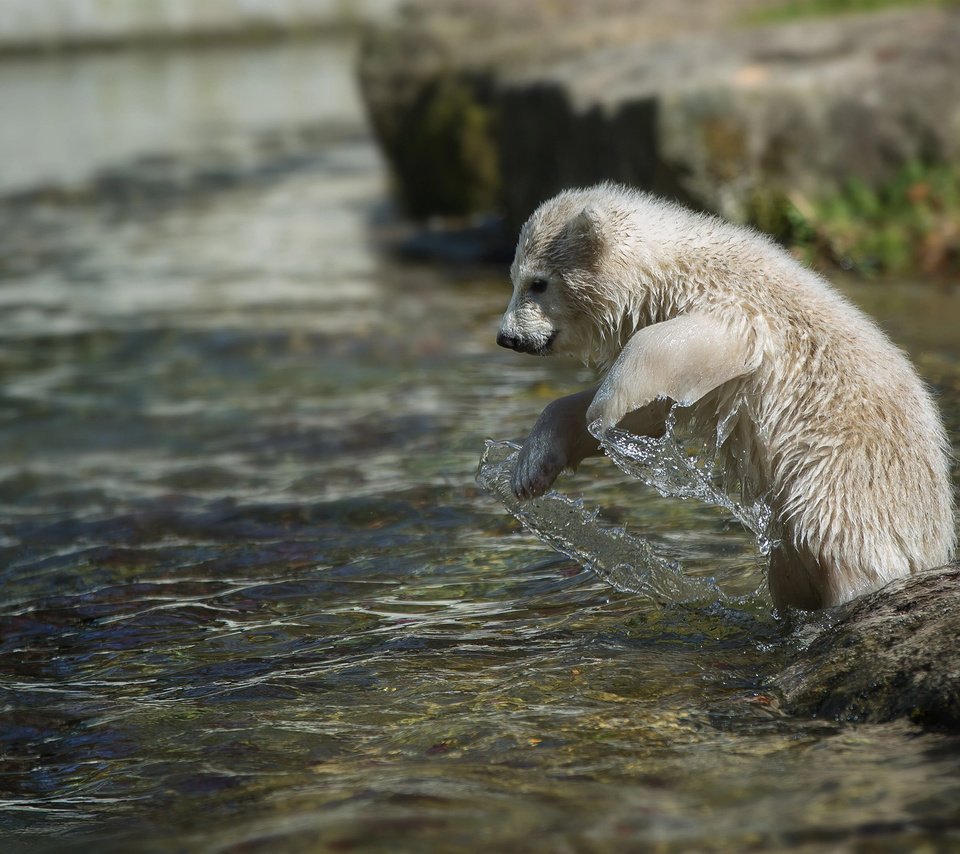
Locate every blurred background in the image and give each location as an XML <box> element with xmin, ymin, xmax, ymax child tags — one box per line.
<box><xmin>1</xmin><ymin>1</ymin><xmax>959</xmax><ymax>851</ymax></box>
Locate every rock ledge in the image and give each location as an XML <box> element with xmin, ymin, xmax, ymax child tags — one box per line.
<box><xmin>359</xmin><ymin>2</ymin><xmax>960</xmax><ymax>232</ymax></box>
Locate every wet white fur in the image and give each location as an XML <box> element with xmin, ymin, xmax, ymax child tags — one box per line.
<box><xmin>499</xmin><ymin>183</ymin><xmax>956</xmax><ymax>610</ymax></box>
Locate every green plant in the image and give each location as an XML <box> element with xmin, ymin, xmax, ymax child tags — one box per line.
<box><xmin>746</xmin><ymin>0</ymin><xmax>958</xmax><ymax>25</ymax></box>
<box><xmin>771</xmin><ymin>161</ymin><xmax>960</xmax><ymax>277</ymax></box>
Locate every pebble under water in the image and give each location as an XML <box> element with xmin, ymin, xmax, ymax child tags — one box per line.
<box><xmin>2</xmin><ymin>39</ymin><xmax>960</xmax><ymax>853</ymax></box>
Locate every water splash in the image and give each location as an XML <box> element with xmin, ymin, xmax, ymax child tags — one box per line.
<box><xmin>476</xmin><ymin>440</ymin><xmax>724</xmax><ymax>605</ymax></box>
<box><xmin>591</xmin><ymin>405</ymin><xmax>779</xmax><ymax>558</ymax></box>
<box><xmin>476</xmin><ymin>404</ymin><xmax>779</xmax><ymax>606</ymax></box>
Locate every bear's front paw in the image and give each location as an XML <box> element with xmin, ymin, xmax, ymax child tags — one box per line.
<box><xmin>511</xmin><ymin>441</ymin><xmax>566</xmax><ymax>500</ymax></box>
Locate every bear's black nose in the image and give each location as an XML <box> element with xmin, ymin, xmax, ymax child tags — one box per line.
<box><xmin>496</xmin><ymin>331</ymin><xmax>518</xmax><ymax>350</ymax></box>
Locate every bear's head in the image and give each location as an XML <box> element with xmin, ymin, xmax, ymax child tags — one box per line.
<box><xmin>497</xmin><ymin>187</ymin><xmax>640</xmax><ymax>368</ymax></box>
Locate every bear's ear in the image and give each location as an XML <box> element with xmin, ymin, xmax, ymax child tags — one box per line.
<box><xmin>566</xmin><ymin>205</ymin><xmax>607</xmax><ymax>260</ymax></box>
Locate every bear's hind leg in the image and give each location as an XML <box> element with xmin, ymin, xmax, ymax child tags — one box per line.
<box><xmin>768</xmin><ymin>544</ymin><xmax>826</xmax><ymax>611</ymax></box>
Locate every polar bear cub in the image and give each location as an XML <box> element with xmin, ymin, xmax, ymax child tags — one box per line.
<box><xmin>496</xmin><ymin>183</ymin><xmax>956</xmax><ymax>610</ymax></box>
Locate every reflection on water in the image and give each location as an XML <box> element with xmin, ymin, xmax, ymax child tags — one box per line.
<box><xmin>0</xmin><ymin>41</ymin><xmax>360</xmax><ymax>194</ymax></box>
<box><xmin>1</xmin><ymin>39</ymin><xmax>960</xmax><ymax>852</ymax></box>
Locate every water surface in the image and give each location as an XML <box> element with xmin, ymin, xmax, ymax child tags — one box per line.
<box><xmin>1</xmin><ymin>38</ymin><xmax>960</xmax><ymax>852</ymax></box>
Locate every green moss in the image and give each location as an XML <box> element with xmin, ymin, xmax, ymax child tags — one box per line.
<box><xmin>745</xmin><ymin>189</ymin><xmax>798</xmax><ymax>240</ymax></box>
<box><xmin>756</xmin><ymin>161</ymin><xmax>960</xmax><ymax>277</ymax></box>
<box><xmin>392</xmin><ymin>75</ymin><xmax>500</xmax><ymax>219</ymax></box>
<box><xmin>746</xmin><ymin>0</ymin><xmax>958</xmax><ymax>25</ymax></box>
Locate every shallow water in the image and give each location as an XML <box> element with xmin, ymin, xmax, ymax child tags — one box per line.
<box><xmin>2</xmin><ymin>38</ymin><xmax>960</xmax><ymax>853</ymax></box>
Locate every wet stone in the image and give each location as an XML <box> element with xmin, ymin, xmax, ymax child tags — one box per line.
<box><xmin>775</xmin><ymin>563</ymin><xmax>960</xmax><ymax>729</ymax></box>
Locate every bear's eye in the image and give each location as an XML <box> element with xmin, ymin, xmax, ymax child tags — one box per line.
<box><xmin>529</xmin><ymin>277</ymin><xmax>549</xmax><ymax>294</ymax></box>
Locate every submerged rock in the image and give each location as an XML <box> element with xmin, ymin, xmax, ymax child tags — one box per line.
<box><xmin>775</xmin><ymin>563</ymin><xmax>960</xmax><ymax>729</ymax></box>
